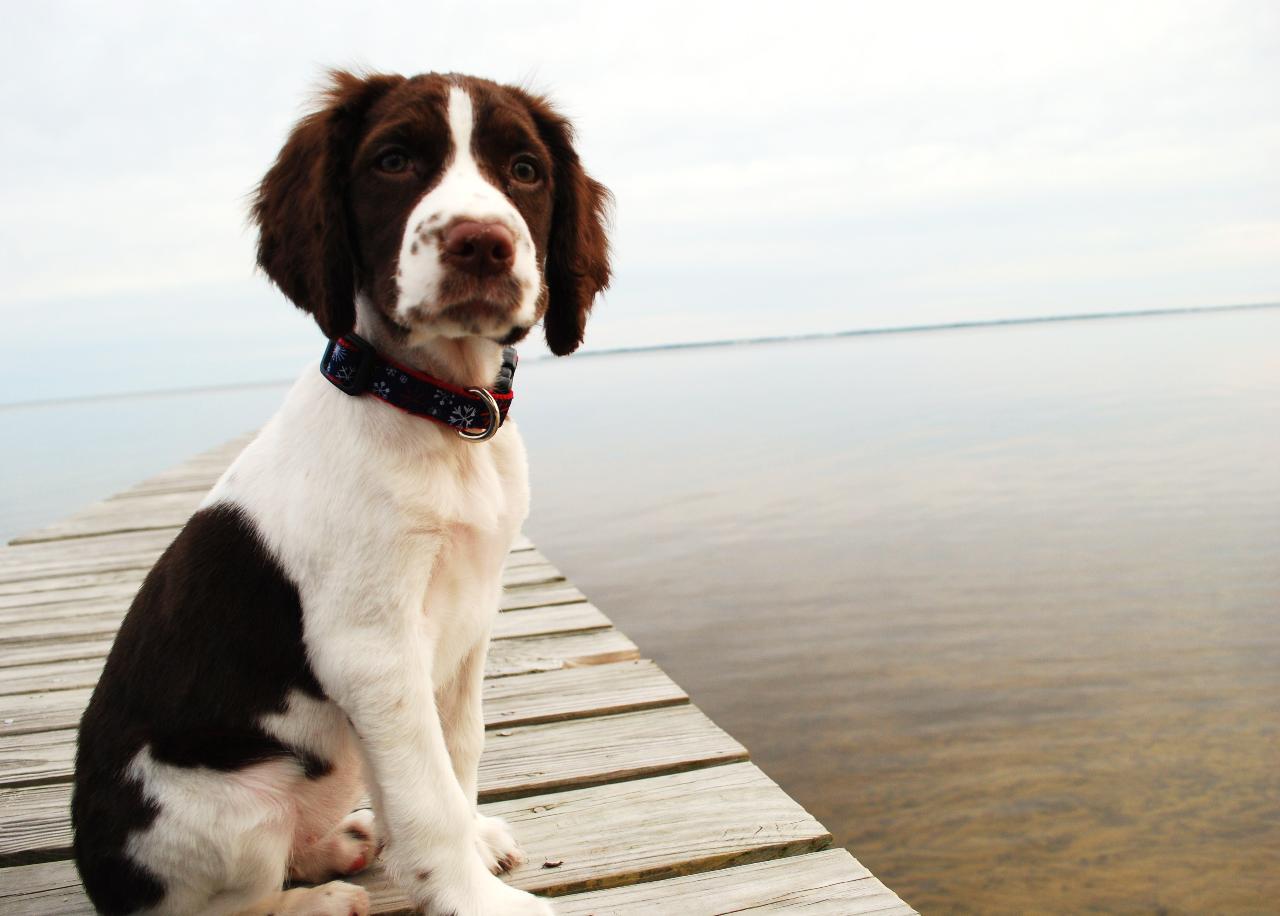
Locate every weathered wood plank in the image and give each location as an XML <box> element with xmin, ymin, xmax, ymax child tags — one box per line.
<box><xmin>0</xmin><ymin>628</ymin><xmax>638</xmax><ymax>698</ymax></box>
<box><xmin>0</xmin><ymin>854</ymin><xmax>916</xmax><ymax>916</ymax></box>
<box><xmin>1</xmin><ymin>520</ymin><xmax>538</xmax><ymax>586</ymax></box>
<box><xmin>501</xmin><ymin>581</ymin><xmax>586</xmax><ymax>611</ymax></box>
<box><xmin>0</xmin><ymin>659</ymin><xmax>102</xmax><ymax>697</ymax></box>
<box><xmin>0</xmin><ymin>569</ymin><xmax>147</xmax><ymax>600</ymax></box>
<box><xmin>0</xmin><ymin>583</ymin><xmax>141</xmax><ymax>616</ymax></box>
<box><xmin>0</xmin><ymin>728</ymin><xmax>79</xmax><ymax>788</ymax></box>
<box><xmin>479</xmin><ymin>659</ymin><xmax>686</xmax><ymax>729</ymax></box>
<box><xmin>0</xmin><ymin>764</ymin><xmax>832</xmax><ymax>911</ymax></box>
<box><xmin>0</xmin><ymin>544</ymin><xmax>560</xmax><ymax>595</ymax></box>
<box><xmin>0</xmin><ymin>601</ymin><xmax>609</xmax><ymax>669</ymax></box>
<box><xmin>107</xmin><ymin>435</ymin><xmax>253</xmax><ymax>499</ymax></box>
<box><xmin>9</xmin><ymin>491</ymin><xmax>209</xmax><ymax>545</ymax></box>
<box><xmin>0</xmin><ymin>859</ymin><xmax>92</xmax><ymax>915</ymax></box>
<box><xmin>493</xmin><ymin>602</ymin><xmax>610</xmax><ymax>640</ymax></box>
<box><xmin>555</xmin><ymin>848</ymin><xmax>917</xmax><ymax>915</ymax></box>
<box><xmin>1</xmin><ymin>706</ymin><xmax>747</xmax><ymax>861</ymax></box>
<box><xmin>359</xmin><ymin>763</ymin><xmax>832</xmax><ymax>906</ymax></box>
<box><xmin>0</xmin><ymin>571</ymin><xmax>576</xmax><ymax>622</ymax></box>
<box><xmin>0</xmin><ymin>530</ymin><xmax>179</xmax><ymax>585</ymax></box>
<box><xmin>0</xmin><ymin>658</ymin><xmax>684</xmax><ymax>740</ymax></box>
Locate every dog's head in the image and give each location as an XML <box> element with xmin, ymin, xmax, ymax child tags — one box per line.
<box><xmin>252</xmin><ymin>71</ymin><xmax>611</xmax><ymax>356</ymax></box>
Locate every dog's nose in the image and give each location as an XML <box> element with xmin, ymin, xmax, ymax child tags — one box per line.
<box><xmin>441</xmin><ymin>221</ymin><xmax>516</xmax><ymax>276</ymax></box>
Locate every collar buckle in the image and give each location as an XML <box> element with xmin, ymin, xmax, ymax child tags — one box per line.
<box><xmin>457</xmin><ymin>388</ymin><xmax>503</xmax><ymax>441</ymax></box>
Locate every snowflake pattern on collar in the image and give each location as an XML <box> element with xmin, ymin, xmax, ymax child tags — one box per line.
<box><xmin>321</xmin><ymin>336</ymin><xmax>514</xmax><ymax>433</ymax></box>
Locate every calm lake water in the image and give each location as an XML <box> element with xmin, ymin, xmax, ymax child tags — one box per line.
<box><xmin>4</xmin><ymin>308</ymin><xmax>1278</xmax><ymax>913</ymax></box>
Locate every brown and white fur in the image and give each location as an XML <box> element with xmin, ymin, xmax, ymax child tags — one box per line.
<box><xmin>71</xmin><ymin>71</ymin><xmax>610</xmax><ymax>916</ymax></box>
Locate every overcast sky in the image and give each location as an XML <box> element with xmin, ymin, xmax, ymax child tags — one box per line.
<box><xmin>2</xmin><ymin>0</ymin><xmax>1277</xmax><ymax>403</ymax></box>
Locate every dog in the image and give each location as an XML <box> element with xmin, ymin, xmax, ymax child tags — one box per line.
<box><xmin>71</xmin><ymin>70</ymin><xmax>610</xmax><ymax>915</ymax></box>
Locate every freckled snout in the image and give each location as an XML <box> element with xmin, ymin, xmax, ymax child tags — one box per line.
<box><xmin>442</xmin><ymin>221</ymin><xmax>516</xmax><ymax>277</ymax></box>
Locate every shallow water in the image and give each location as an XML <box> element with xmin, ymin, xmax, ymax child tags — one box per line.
<box><xmin>514</xmin><ymin>309</ymin><xmax>1280</xmax><ymax>914</ymax></box>
<box><xmin>3</xmin><ymin>309</ymin><xmax>1277</xmax><ymax>912</ymax></box>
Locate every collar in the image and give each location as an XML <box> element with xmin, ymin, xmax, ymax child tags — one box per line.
<box><xmin>320</xmin><ymin>333</ymin><xmax>517</xmax><ymax>441</ymax></box>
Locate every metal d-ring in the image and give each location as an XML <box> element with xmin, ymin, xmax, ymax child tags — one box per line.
<box><xmin>456</xmin><ymin>388</ymin><xmax>501</xmax><ymax>442</ymax></box>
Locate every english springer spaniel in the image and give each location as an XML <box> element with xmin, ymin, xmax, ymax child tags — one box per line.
<box><xmin>72</xmin><ymin>70</ymin><xmax>610</xmax><ymax>916</ymax></box>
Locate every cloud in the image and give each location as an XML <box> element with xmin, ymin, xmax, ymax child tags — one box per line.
<box><xmin>0</xmin><ymin>0</ymin><xmax>1276</xmax><ymax>398</ymax></box>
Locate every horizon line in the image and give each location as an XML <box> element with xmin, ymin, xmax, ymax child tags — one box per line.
<box><xmin>3</xmin><ymin>300</ymin><xmax>1276</xmax><ymax>410</ymax></box>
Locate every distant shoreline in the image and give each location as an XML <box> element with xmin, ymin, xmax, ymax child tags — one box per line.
<box><xmin>4</xmin><ymin>300</ymin><xmax>1276</xmax><ymax>411</ymax></box>
<box><xmin>570</xmin><ymin>300</ymin><xmax>1280</xmax><ymax>360</ymax></box>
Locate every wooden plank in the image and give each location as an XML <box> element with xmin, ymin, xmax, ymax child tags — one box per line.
<box><xmin>0</xmin><ymin>539</ymin><xmax>554</xmax><ymax>596</ymax></box>
<box><xmin>500</xmin><ymin>581</ymin><xmax>586</xmax><ymax>611</ymax></box>
<box><xmin>0</xmin><ymin>552</ymin><xmax>560</xmax><ymax>598</ymax></box>
<box><xmin>0</xmin><ymin>583</ymin><xmax>141</xmax><ymax>616</ymax></box>
<box><xmin>12</xmin><ymin>469</ymin><xmax>542</xmax><ymax>550</ymax></box>
<box><xmin>360</xmin><ymin>763</ymin><xmax>831</xmax><ymax>905</ymax></box>
<box><xmin>0</xmin><ymin>854</ymin><xmax>920</xmax><ymax>916</ymax></box>
<box><xmin>9</xmin><ymin>491</ymin><xmax>207</xmax><ymax>545</ymax></box>
<box><xmin>108</xmin><ymin>435</ymin><xmax>253</xmax><ymax>498</ymax></box>
<box><xmin>0</xmin><ymin>764</ymin><xmax>831</xmax><ymax>912</ymax></box>
<box><xmin>0</xmin><ymin>567</ymin><xmax>574</xmax><ymax>623</ymax></box>
<box><xmin>480</xmin><ymin>660</ymin><xmax>686</xmax><ymax>729</ymax></box>
<box><xmin>0</xmin><ymin>531</ymin><xmax>179</xmax><ymax>585</ymax></box>
<box><xmin>0</xmin><ymin>728</ymin><xmax>79</xmax><ymax>788</ymax></box>
<box><xmin>0</xmin><ymin>569</ymin><xmax>147</xmax><ymax>601</ymax></box>
<box><xmin>0</xmin><ymin>659</ymin><xmax>102</xmax><ymax>697</ymax></box>
<box><xmin>0</xmin><ymin>860</ymin><xmax>93</xmax><ymax>916</ymax></box>
<box><xmin>0</xmin><ymin>628</ymin><xmax>638</xmax><ymax>698</ymax></box>
<box><xmin>555</xmin><ymin>848</ymin><xmax>917</xmax><ymax>915</ymax></box>
<box><xmin>0</xmin><ymin>602</ymin><xmax>609</xmax><ymax>669</ymax></box>
<box><xmin>1</xmin><ymin>705</ymin><xmax>746</xmax><ymax>861</ymax></box>
<box><xmin>0</xmin><ymin>658</ymin><xmax>684</xmax><ymax>741</ymax></box>
<box><xmin>492</xmin><ymin>603</ymin><xmax>610</xmax><ymax>641</ymax></box>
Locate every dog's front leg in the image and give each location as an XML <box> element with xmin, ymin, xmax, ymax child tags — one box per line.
<box><xmin>309</xmin><ymin>622</ymin><xmax>551</xmax><ymax>916</ymax></box>
<box><xmin>439</xmin><ymin>637</ymin><xmax>528</xmax><ymax>875</ymax></box>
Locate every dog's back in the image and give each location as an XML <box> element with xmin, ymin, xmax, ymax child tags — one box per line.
<box><xmin>72</xmin><ymin>504</ymin><xmax>326</xmax><ymax>913</ymax></box>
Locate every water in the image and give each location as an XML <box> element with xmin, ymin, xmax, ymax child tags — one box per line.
<box><xmin>512</xmin><ymin>308</ymin><xmax>1280</xmax><ymax>914</ymax></box>
<box><xmin>0</xmin><ymin>383</ymin><xmax>290</xmax><ymax>539</ymax></box>
<box><xmin>3</xmin><ymin>308</ymin><xmax>1278</xmax><ymax>912</ymax></box>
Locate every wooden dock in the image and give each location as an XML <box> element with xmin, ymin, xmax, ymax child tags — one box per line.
<box><xmin>0</xmin><ymin>435</ymin><xmax>916</xmax><ymax>914</ymax></box>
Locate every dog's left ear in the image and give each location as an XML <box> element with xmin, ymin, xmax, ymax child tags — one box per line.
<box><xmin>252</xmin><ymin>70</ymin><xmax>401</xmax><ymax>339</ymax></box>
<box><xmin>520</xmin><ymin>94</ymin><xmax>613</xmax><ymax>356</ymax></box>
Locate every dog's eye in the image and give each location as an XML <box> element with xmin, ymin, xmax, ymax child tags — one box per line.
<box><xmin>376</xmin><ymin>150</ymin><xmax>411</xmax><ymax>174</ymax></box>
<box><xmin>511</xmin><ymin>156</ymin><xmax>540</xmax><ymax>184</ymax></box>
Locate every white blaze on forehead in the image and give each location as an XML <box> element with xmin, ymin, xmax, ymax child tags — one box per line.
<box><xmin>447</xmin><ymin>84</ymin><xmax>475</xmax><ymax>168</ymax></box>
<box><xmin>393</xmin><ymin>84</ymin><xmax>541</xmax><ymax>331</ymax></box>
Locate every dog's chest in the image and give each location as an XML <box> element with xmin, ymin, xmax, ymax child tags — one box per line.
<box><xmin>418</xmin><ymin>518</ymin><xmax>510</xmax><ymax>677</ymax></box>
<box><xmin>400</xmin><ymin>436</ymin><xmax>528</xmax><ymax>680</ymax></box>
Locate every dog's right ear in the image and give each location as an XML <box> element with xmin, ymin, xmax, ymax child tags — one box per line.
<box><xmin>252</xmin><ymin>70</ymin><xmax>400</xmax><ymax>339</ymax></box>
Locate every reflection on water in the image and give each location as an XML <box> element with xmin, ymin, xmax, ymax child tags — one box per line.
<box><xmin>515</xmin><ymin>309</ymin><xmax>1280</xmax><ymax>914</ymax></box>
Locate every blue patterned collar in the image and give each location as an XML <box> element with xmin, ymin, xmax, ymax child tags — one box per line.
<box><xmin>321</xmin><ymin>334</ymin><xmax>516</xmax><ymax>442</ymax></box>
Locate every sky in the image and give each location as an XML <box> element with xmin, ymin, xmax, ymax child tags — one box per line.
<box><xmin>1</xmin><ymin>0</ymin><xmax>1277</xmax><ymax>403</ymax></box>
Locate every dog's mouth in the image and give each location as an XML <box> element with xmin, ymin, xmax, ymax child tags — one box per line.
<box><xmin>397</xmin><ymin>291</ymin><xmax>529</xmax><ymax>344</ymax></box>
<box><xmin>437</xmin><ymin>298</ymin><xmax>517</xmax><ymax>325</ymax></box>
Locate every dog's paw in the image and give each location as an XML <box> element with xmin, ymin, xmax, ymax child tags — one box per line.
<box><xmin>425</xmin><ymin>874</ymin><xmax>554</xmax><ymax>916</ymax></box>
<box><xmin>475</xmin><ymin>813</ymin><xmax>526</xmax><ymax>875</ymax></box>
<box><xmin>290</xmin><ymin>809</ymin><xmax>383</xmax><ymax>882</ymax></box>
<box><xmin>332</xmin><ymin>809</ymin><xmax>383</xmax><ymax>875</ymax></box>
<box><xmin>277</xmin><ymin>880</ymin><xmax>370</xmax><ymax>915</ymax></box>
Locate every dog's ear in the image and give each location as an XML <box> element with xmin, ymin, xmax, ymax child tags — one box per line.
<box><xmin>522</xmin><ymin>96</ymin><xmax>612</xmax><ymax>356</ymax></box>
<box><xmin>252</xmin><ymin>70</ymin><xmax>400</xmax><ymax>339</ymax></box>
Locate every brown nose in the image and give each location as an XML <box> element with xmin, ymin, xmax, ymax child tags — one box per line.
<box><xmin>441</xmin><ymin>220</ymin><xmax>516</xmax><ymax>276</ymax></box>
